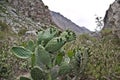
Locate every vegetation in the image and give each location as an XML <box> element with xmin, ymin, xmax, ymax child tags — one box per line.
<box><xmin>11</xmin><ymin>27</ymin><xmax>92</xmax><ymax>80</ymax></box>
<box><xmin>68</xmin><ymin>30</ymin><xmax>120</xmax><ymax>80</ymax></box>
<box><xmin>0</xmin><ymin>23</ymin><xmax>120</xmax><ymax>80</ymax></box>
<box><xmin>0</xmin><ymin>21</ymin><xmax>29</xmax><ymax>80</ymax></box>
<box><xmin>0</xmin><ymin>0</ymin><xmax>119</xmax><ymax>80</ymax></box>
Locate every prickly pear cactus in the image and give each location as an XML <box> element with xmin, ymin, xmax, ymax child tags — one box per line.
<box><xmin>11</xmin><ymin>46</ymin><xmax>33</xmax><ymax>59</ymax></box>
<box><xmin>35</xmin><ymin>45</ymin><xmax>51</xmax><ymax>68</ymax></box>
<box><xmin>60</xmin><ymin>30</ymin><xmax>76</xmax><ymax>42</ymax></box>
<box><xmin>74</xmin><ymin>50</ymin><xmax>82</xmax><ymax>68</ymax></box>
<box><xmin>11</xmin><ymin>27</ymin><xmax>80</xmax><ymax>80</ymax></box>
<box><xmin>58</xmin><ymin>62</ymin><xmax>72</xmax><ymax>76</ymax></box>
<box><xmin>20</xmin><ymin>76</ymin><xmax>31</xmax><ymax>80</ymax></box>
<box><xmin>44</xmin><ymin>30</ymin><xmax>76</xmax><ymax>53</ymax></box>
<box><xmin>45</xmin><ymin>37</ymin><xmax>66</xmax><ymax>53</ymax></box>
<box><xmin>31</xmin><ymin>66</ymin><xmax>46</xmax><ymax>80</ymax></box>
<box><xmin>50</xmin><ymin>65</ymin><xmax>59</xmax><ymax>80</ymax></box>
<box><xmin>71</xmin><ymin>47</ymin><xmax>90</xmax><ymax>76</ymax></box>
<box><xmin>38</xmin><ymin>27</ymin><xmax>59</xmax><ymax>46</ymax></box>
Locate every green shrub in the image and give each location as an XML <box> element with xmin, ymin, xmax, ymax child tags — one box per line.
<box><xmin>101</xmin><ymin>28</ymin><xmax>112</xmax><ymax>37</ymax></box>
<box><xmin>67</xmin><ymin>33</ymin><xmax>120</xmax><ymax>80</ymax></box>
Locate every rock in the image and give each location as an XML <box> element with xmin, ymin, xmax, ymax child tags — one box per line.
<box><xmin>25</xmin><ymin>30</ymin><xmax>37</xmax><ymax>36</ymax></box>
<box><xmin>103</xmin><ymin>0</ymin><xmax>120</xmax><ymax>38</ymax></box>
<box><xmin>0</xmin><ymin>0</ymin><xmax>55</xmax><ymax>36</ymax></box>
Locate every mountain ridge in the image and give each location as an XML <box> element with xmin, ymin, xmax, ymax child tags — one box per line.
<box><xmin>50</xmin><ymin>11</ymin><xmax>91</xmax><ymax>34</ymax></box>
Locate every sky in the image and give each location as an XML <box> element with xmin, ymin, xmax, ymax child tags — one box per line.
<box><xmin>43</xmin><ymin>0</ymin><xmax>115</xmax><ymax>31</ymax></box>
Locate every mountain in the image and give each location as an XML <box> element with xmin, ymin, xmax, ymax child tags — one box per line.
<box><xmin>0</xmin><ymin>0</ymin><xmax>59</xmax><ymax>42</ymax></box>
<box><xmin>50</xmin><ymin>11</ymin><xmax>91</xmax><ymax>34</ymax></box>
<box><xmin>0</xmin><ymin>0</ymin><xmax>56</xmax><ymax>35</ymax></box>
<box><xmin>103</xmin><ymin>0</ymin><xmax>120</xmax><ymax>38</ymax></box>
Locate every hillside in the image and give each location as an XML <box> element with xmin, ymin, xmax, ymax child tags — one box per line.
<box><xmin>50</xmin><ymin>11</ymin><xmax>91</xmax><ymax>34</ymax></box>
<box><xmin>0</xmin><ymin>0</ymin><xmax>55</xmax><ymax>36</ymax></box>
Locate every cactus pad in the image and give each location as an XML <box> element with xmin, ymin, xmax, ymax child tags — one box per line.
<box><xmin>31</xmin><ymin>66</ymin><xmax>45</xmax><ymax>80</ymax></box>
<box><xmin>20</xmin><ymin>76</ymin><xmax>31</xmax><ymax>80</ymax></box>
<box><xmin>38</xmin><ymin>27</ymin><xmax>58</xmax><ymax>45</ymax></box>
<box><xmin>11</xmin><ymin>46</ymin><xmax>33</xmax><ymax>59</ymax></box>
<box><xmin>45</xmin><ymin>37</ymin><xmax>66</xmax><ymax>53</ymax></box>
<box><xmin>35</xmin><ymin>45</ymin><xmax>51</xmax><ymax>68</ymax></box>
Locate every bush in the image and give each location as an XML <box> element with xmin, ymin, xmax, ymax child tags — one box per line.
<box><xmin>68</xmin><ymin>33</ymin><xmax>120</xmax><ymax>80</ymax></box>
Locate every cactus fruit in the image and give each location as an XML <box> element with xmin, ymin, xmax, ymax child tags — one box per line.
<box><xmin>35</xmin><ymin>45</ymin><xmax>51</xmax><ymax>68</ymax></box>
<box><xmin>38</xmin><ymin>27</ymin><xmax>59</xmax><ymax>45</ymax></box>
<box><xmin>45</xmin><ymin>37</ymin><xmax>66</xmax><ymax>53</ymax></box>
<box><xmin>31</xmin><ymin>66</ymin><xmax>45</xmax><ymax>80</ymax></box>
<box><xmin>60</xmin><ymin>30</ymin><xmax>76</xmax><ymax>42</ymax></box>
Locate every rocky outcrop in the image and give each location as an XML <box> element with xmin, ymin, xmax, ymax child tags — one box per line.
<box><xmin>103</xmin><ymin>0</ymin><xmax>120</xmax><ymax>38</ymax></box>
<box><xmin>0</xmin><ymin>0</ymin><xmax>55</xmax><ymax>37</ymax></box>
<box><xmin>7</xmin><ymin>0</ymin><xmax>53</xmax><ymax>25</ymax></box>
<box><xmin>50</xmin><ymin>11</ymin><xmax>91</xmax><ymax>34</ymax></box>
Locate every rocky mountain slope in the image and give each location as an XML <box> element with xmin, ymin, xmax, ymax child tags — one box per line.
<box><xmin>0</xmin><ymin>0</ymin><xmax>91</xmax><ymax>41</ymax></box>
<box><xmin>103</xmin><ymin>0</ymin><xmax>120</xmax><ymax>38</ymax></box>
<box><xmin>50</xmin><ymin>11</ymin><xmax>91</xmax><ymax>34</ymax></box>
<box><xmin>0</xmin><ymin>0</ymin><xmax>55</xmax><ymax>38</ymax></box>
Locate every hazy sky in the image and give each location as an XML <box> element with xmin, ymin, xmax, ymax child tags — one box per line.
<box><xmin>43</xmin><ymin>0</ymin><xmax>115</xmax><ymax>31</ymax></box>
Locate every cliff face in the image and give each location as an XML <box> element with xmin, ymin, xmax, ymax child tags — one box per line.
<box><xmin>50</xmin><ymin>11</ymin><xmax>91</xmax><ymax>34</ymax></box>
<box><xmin>103</xmin><ymin>0</ymin><xmax>120</xmax><ymax>38</ymax></box>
